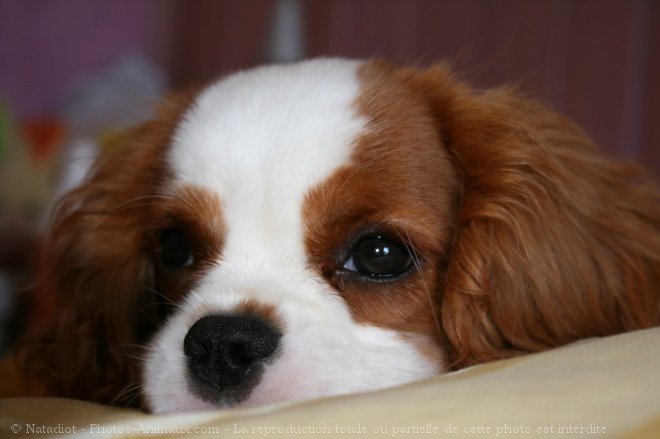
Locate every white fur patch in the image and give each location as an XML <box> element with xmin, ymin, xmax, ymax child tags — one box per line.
<box><xmin>143</xmin><ymin>59</ymin><xmax>441</xmax><ymax>413</ymax></box>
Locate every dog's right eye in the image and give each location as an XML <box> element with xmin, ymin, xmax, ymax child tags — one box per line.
<box><xmin>159</xmin><ymin>228</ymin><xmax>194</xmax><ymax>268</ymax></box>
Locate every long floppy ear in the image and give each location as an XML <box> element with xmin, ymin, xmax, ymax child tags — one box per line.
<box><xmin>18</xmin><ymin>94</ymin><xmax>194</xmax><ymax>406</ymax></box>
<box><xmin>408</xmin><ymin>66</ymin><xmax>660</xmax><ymax>369</ymax></box>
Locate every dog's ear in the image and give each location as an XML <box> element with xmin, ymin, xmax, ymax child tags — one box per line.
<box><xmin>407</xmin><ymin>65</ymin><xmax>660</xmax><ymax>369</ymax></box>
<box><xmin>18</xmin><ymin>94</ymin><xmax>194</xmax><ymax>406</ymax></box>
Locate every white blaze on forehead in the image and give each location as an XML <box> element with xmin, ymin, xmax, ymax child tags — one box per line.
<box><xmin>169</xmin><ymin>59</ymin><xmax>366</xmax><ymax>266</ymax></box>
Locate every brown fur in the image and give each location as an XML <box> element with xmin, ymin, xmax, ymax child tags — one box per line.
<box><xmin>18</xmin><ymin>92</ymin><xmax>198</xmax><ymax>407</ymax></box>
<box><xmin>18</xmin><ymin>60</ymin><xmax>660</xmax><ymax>408</ymax></box>
<box><xmin>303</xmin><ymin>62</ymin><xmax>456</xmax><ymax>345</ymax></box>
<box><xmin>396</xmin><ymin>61</ymin><xmax>660</xmax><ymax>368</ymax></box>
<box><xmin>147</xmin><ymin>185</ymin><xmax>226</xmax><ymax>305</ymax></box>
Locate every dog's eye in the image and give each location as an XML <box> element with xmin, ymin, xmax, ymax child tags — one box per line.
<box><xmin>343</xmin><ymin>235</ymin><xmax>413</xmax><ymax>279</ymax></box>
<box><xmin>159</xmin><ymin>228</ymin><xmax>194</xmax><ymax>268</ymax></box>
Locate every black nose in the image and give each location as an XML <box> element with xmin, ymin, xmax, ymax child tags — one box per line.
<box><xmin>183</xmin><ymin>314</ymin><xmax>280</xmax><ymax>403</ymax></box>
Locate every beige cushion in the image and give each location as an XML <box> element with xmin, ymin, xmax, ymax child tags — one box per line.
<box><xmin>1</xmin><ymin>327</ymin><xmax>659</xmax><ymax>438</ymax></box>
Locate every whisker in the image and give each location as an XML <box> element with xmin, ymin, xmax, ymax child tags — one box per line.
<box><xmin>111</xmin><ymin>381</ymin><xmax>143</xmax><ymax>406</ymax></box>
<box><xmin>397</xmin><ymin>228</ymin><xmax>445</xmax><ymax>341</ymax></box>
<box><xmin>139</xmin><ymin>284</ymin><xmax>179</xmax><ymax>308</ymax></box>
<box><xmin>106</xmin><ymin>343</ymin><xmax>147</xmax><ymax>359</ymax></box>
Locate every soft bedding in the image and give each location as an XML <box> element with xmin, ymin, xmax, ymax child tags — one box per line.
<box><xmin>1</xmin><ymin>327</ymin><xmax>659</xmax><ymax>438</ymax></box>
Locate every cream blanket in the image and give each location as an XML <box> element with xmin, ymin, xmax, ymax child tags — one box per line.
<box><xmin>1</xmin><ymin>327</ymin><xmax>659</xmax><ymax>438</ymax></box>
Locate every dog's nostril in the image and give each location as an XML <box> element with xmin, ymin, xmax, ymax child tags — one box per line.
<box><xmin>226</xmin><ymin>342</ymin><xmax>254</xmax><ymax>369</ymax></box>
<box><xmin>183</xmin><ymin>314</ymin><xmax>280</xmax><ymax>401</ymax></box>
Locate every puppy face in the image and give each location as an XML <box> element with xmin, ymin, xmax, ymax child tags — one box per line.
<box><xmin>25</xmin><ymin>58</ymin><xmax>659</xmax><ymax>413</ymax></box>
<box><xmin>143</xmin><ymin>60</ymin><xmax>454</xmax><ymax>412</ymax></box>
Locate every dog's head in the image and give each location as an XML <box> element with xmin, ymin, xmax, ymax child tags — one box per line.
<box><xmin>22</xmin><ymin>59</ymin><xmax>660</xmax><ymax>413</ymax></box>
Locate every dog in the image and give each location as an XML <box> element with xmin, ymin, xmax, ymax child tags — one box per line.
<box><xmin>20</xmin><ymin>58</ymin><xmax>660</xmax><ymax>413</ymax></box>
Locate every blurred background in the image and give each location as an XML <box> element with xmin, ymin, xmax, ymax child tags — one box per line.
<box><xmin>0</xmin><ymin>0</ymin><xmax>658</xmax><ymax>356</ymax></box>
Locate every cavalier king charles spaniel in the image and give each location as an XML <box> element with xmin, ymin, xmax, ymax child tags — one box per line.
<box><xmin>21</xmin><ymin>59</ymin><xmax>660</xmax><ymax>413</ymax></box>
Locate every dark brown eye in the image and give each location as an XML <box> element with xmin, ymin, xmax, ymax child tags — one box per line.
<box><xmin>343</xmin><ymin>235</ymin><xmax>413</xmax><ymax>279</ymax></box>
<box><xmin>159</xmin><ymin>228</ymin><xmax>194</xmax><ymax>269</ymax></box>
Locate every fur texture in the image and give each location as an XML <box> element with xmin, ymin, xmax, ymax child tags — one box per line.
<box><xmin>19</xmin><ymin>59</ymin><xmax>660</xmax><ymax>412</ymax></box>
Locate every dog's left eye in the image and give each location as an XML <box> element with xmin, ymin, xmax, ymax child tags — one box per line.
<box><xmin>343</xmin><ymin>235</ymin><xmax>413</xmax><ymax>279</ymax></box>
<box><xmin>159</xmin><ymin>228</ymin><xmax>194</xmax><ymax>269</ymax></box>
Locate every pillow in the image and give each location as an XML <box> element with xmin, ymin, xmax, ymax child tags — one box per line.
<box><xmin>1</xmin><ymin>327</ymin><xmax>659</xmax><ymax>438</ymax></box>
